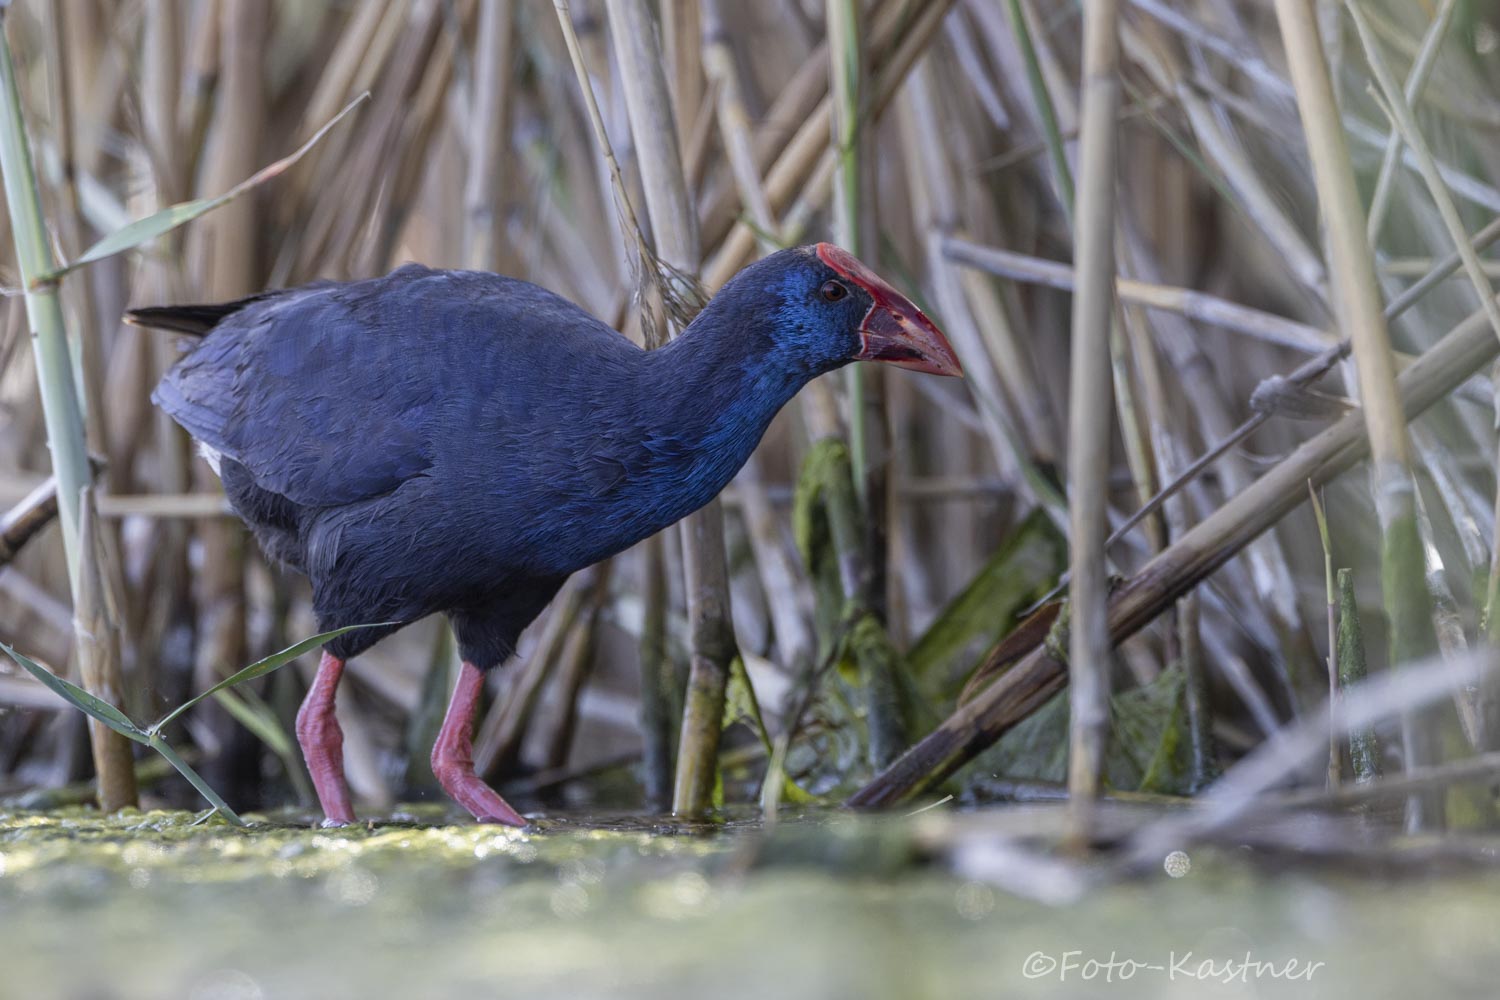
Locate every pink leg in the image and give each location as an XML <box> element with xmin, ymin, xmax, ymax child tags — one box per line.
<box><xmin>432</xmin><ymin>662</ymin><xmax>527</xmax><ymax>826</ymax></box>
<box><xmin>295</xmin><ymin>650</ymin><xmax>355</xmax><ymax>826</ymax></box>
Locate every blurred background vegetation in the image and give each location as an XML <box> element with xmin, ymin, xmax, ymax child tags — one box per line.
<box><xmin>2</xmin><ymin>0</ymin><xmax>1500</xmax><ymax>842</ymax></box>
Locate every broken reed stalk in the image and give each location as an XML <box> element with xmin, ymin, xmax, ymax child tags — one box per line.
<box><xmin>638</xmin><ymin>536</ymin><xmax>676</xmax><ymax>809</ymax></box>
<box><xmin>1336</xmin><ymin>567</ymin><xmax>1380</xmax><ymax>784</ymax></box>
<box><xmin>552</xmin><ymin>0</ymin><xmax>670</xmax><ymax>332</ymax></box>
<box><xmin>1309</xmin><ymin>484</ymin><xmax>1339</xmax><ymax>786</ymax></box>
<box><xmin>849</xmin><ymin>294</ymin><xmax>1500</xmax><ymax>808</ymax></box>
<box><xmin>1485</xmin><ymin>441</ymin><xmax>1500</xmax><ymax>750</ymax></box>
<box><xmin>1063</xmin><ymin>0</ymin><xmax>1122</xmax><ymax>845</ymax></box>
<box><xmin>1274</xmin><ymin>0</ymin><xmax>1441</xmax><ymax>829</ymax></box>
<box><xmin>603</xmin><ymin>0</ymin><xmax>740</xmax><ymax>818</ymax></box>
<box><xmin>0</xmin><ymin>7</ymin><xmax>137</xmax><ymax>811</ymax></box>
<box><xmin>0</xmin><ymin>475</ymin><xmax>64</xmax><ymax>568</ymax></box>
<box><xmin>987</xmin><ymin>7</ymin><xmax>1168</xmax><ymax>549</ymax></box>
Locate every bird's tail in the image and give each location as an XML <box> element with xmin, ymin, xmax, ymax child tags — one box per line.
<box><xmin>124</xmin><ymin>292</ymin><xmax>274</xmax><ymax>336</ymax></box>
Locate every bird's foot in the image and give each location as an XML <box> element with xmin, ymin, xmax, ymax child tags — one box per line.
<box><xmin>434</xmin><ymin>766</ymin><xmax>528</xmax><ymax>827</ymax></box>
<box><xmin>432</xmin><ymin>660</ymin><xmax>529</xmax><ymax>827</ymax></box>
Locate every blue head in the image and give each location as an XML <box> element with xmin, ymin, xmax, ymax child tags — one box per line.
<box><xmin>608</xmin><ymin>244</ymin><xmax>962</xmax><ymax>554</ymax></box>
<box><xmin>693</xmin><ymin>244</ymin><xmax>962</xmax><ymax>382</ymax></box>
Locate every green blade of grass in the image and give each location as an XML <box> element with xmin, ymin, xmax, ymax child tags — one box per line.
<box><xmin>151</xmin><ymin>623</ymin><xmax>388</xmax><ymax>734</ymax></box>
<box><xmin>3</xmin><ymin>640</ymin><xmax>245</xmax><ymax>824</ymax></box>
<box><xmin>1</xmin><ymin>641</ymin><xmax>148</xmax><ymax>745</ymax></box>
<box><xmin>39</xmin><ymin>92</ymin><xmax>368</xmax><ymax>282</ymax></box>
<box><xmin>147</xmin><ymin>734</ymin><xmax>244</xmax><ymax>826</ymax></box>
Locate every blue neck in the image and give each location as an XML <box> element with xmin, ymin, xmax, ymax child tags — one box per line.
<box><xmin>630</xmin><ymin>318</ymin><xmax>809</xmax><ymax>526</ymax></box>
<box><xmin>541</xmin><ymin>265</ymin><xmax>855</xmax><ymax>568</ymax></box>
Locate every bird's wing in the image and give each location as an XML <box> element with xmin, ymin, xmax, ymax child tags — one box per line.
<box><xmin>152</xmin><ymin>264</ymin><xmax>634</xmax><ymax>508</ymax></box>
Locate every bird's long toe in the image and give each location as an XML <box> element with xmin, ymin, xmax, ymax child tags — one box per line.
<box><xmin>432</xmin><ymin>660</ymin><xmax>529</xmax><ymax>826</ymax></box>
<box><xmin>432</xmin><ymin>761</ymin><xmax>528</xmax><ymax>827</ymax></box>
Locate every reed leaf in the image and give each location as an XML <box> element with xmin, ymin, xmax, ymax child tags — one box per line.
<box><xmin>148</xmin><ymin>734</ymin><xmax>244</xmax><ymax>827</ymax></box>
<box><xmin>42</xmin><ymin>92</ymin><xmax>368</xmax><ymax>281</ymax></box>
<box><xmin>151</xmin><ymin>624</ymin><xmax>386</xmax><ymax>734</ymax></box>
<box><xmin>0</xmin><ymin>641</ymin><xmax>148</xmax><ymax>746</ymax></box>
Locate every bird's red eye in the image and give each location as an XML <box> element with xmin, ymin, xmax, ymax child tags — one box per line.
<box><xmin>820</xmin><ymin>280</ymin><xmax>848</xmax><ymax>302</ymax></box>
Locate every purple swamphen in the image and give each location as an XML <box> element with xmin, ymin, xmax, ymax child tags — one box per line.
<box><xmin>129</xmin><ymin>244</ymin><xmax>961</xmax><ymax>826</ymax></box>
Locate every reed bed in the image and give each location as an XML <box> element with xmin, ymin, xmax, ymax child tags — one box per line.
<box><xmin>0</xmin><ymin>0</ymin><xmax>1498</xmax><ymax>876</ymax></box>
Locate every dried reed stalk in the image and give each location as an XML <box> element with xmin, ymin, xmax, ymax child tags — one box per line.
<box><xmin>699</xmin><ymin>0</ymin><xmax>816</xmax><ymax>671</ymax></box>
<box><xmin>1275</xmin><ymin>0</ymin><xmax>1441</xmax><ymax>828</ymax></box>
<box><xmin>604</xmin><ymin>0</ymin><xmax>739</xmax><ymax>818</ymax></box>
<box><xmin>74</xmin><ymin>488</ymin><xmax>137</xmax><ymax>810</ymax></box>
<box><xmin>0</xmin><ymin>6</ymin><xmax>136</xmax><ymax>809</ymax></box>
<box><xmin>463</xmin><ymin>0</ymin><xmax>516</xmax><ymax>273</ymax></box>
<box><xmin>1063</xmin><ymin>0</ymin><xmax>1123</xmax><ymax>845</ymax></box>
<box><xmin>186</xmin><ymin>0</ymin><xmax>267</xmax><ymax>791</ymax></box>
<box><xmin>851</xmin><ymin>294</ymin><xmax>1500</xmax><ymax>807</ymax></box>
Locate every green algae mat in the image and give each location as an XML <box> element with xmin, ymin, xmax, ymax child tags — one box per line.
<box><xmin>3</xmin><ymin>807</ymin><xmax>1498</xmax><ymax>999</ymax></box>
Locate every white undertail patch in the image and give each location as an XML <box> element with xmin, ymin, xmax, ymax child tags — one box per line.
<box><xmin>196</xmin><ymin>440</ymin><xmax>223</xmax><ymax>477</ymax></box>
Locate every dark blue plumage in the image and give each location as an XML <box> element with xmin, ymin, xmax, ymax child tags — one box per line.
<box><xmin>143</xmin><ymin>246</ymin><xmax>954</xmax><ymax>669</ymax></box>
<box><xmin>135</xmin><ymin>243</ymin><xmax>959</xmax><ymax>824</ymax></box>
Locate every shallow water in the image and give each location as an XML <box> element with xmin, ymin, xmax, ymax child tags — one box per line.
<box><xmin>2</xmin><ymin>806</ymin><xmax>1497</xmax><ymax>999</ymax></box>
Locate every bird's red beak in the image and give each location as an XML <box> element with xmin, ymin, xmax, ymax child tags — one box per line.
<box><xmin>816</xmin><ymin>243</ymin><xmax>963</xmax><ymax>378</ymax></box>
